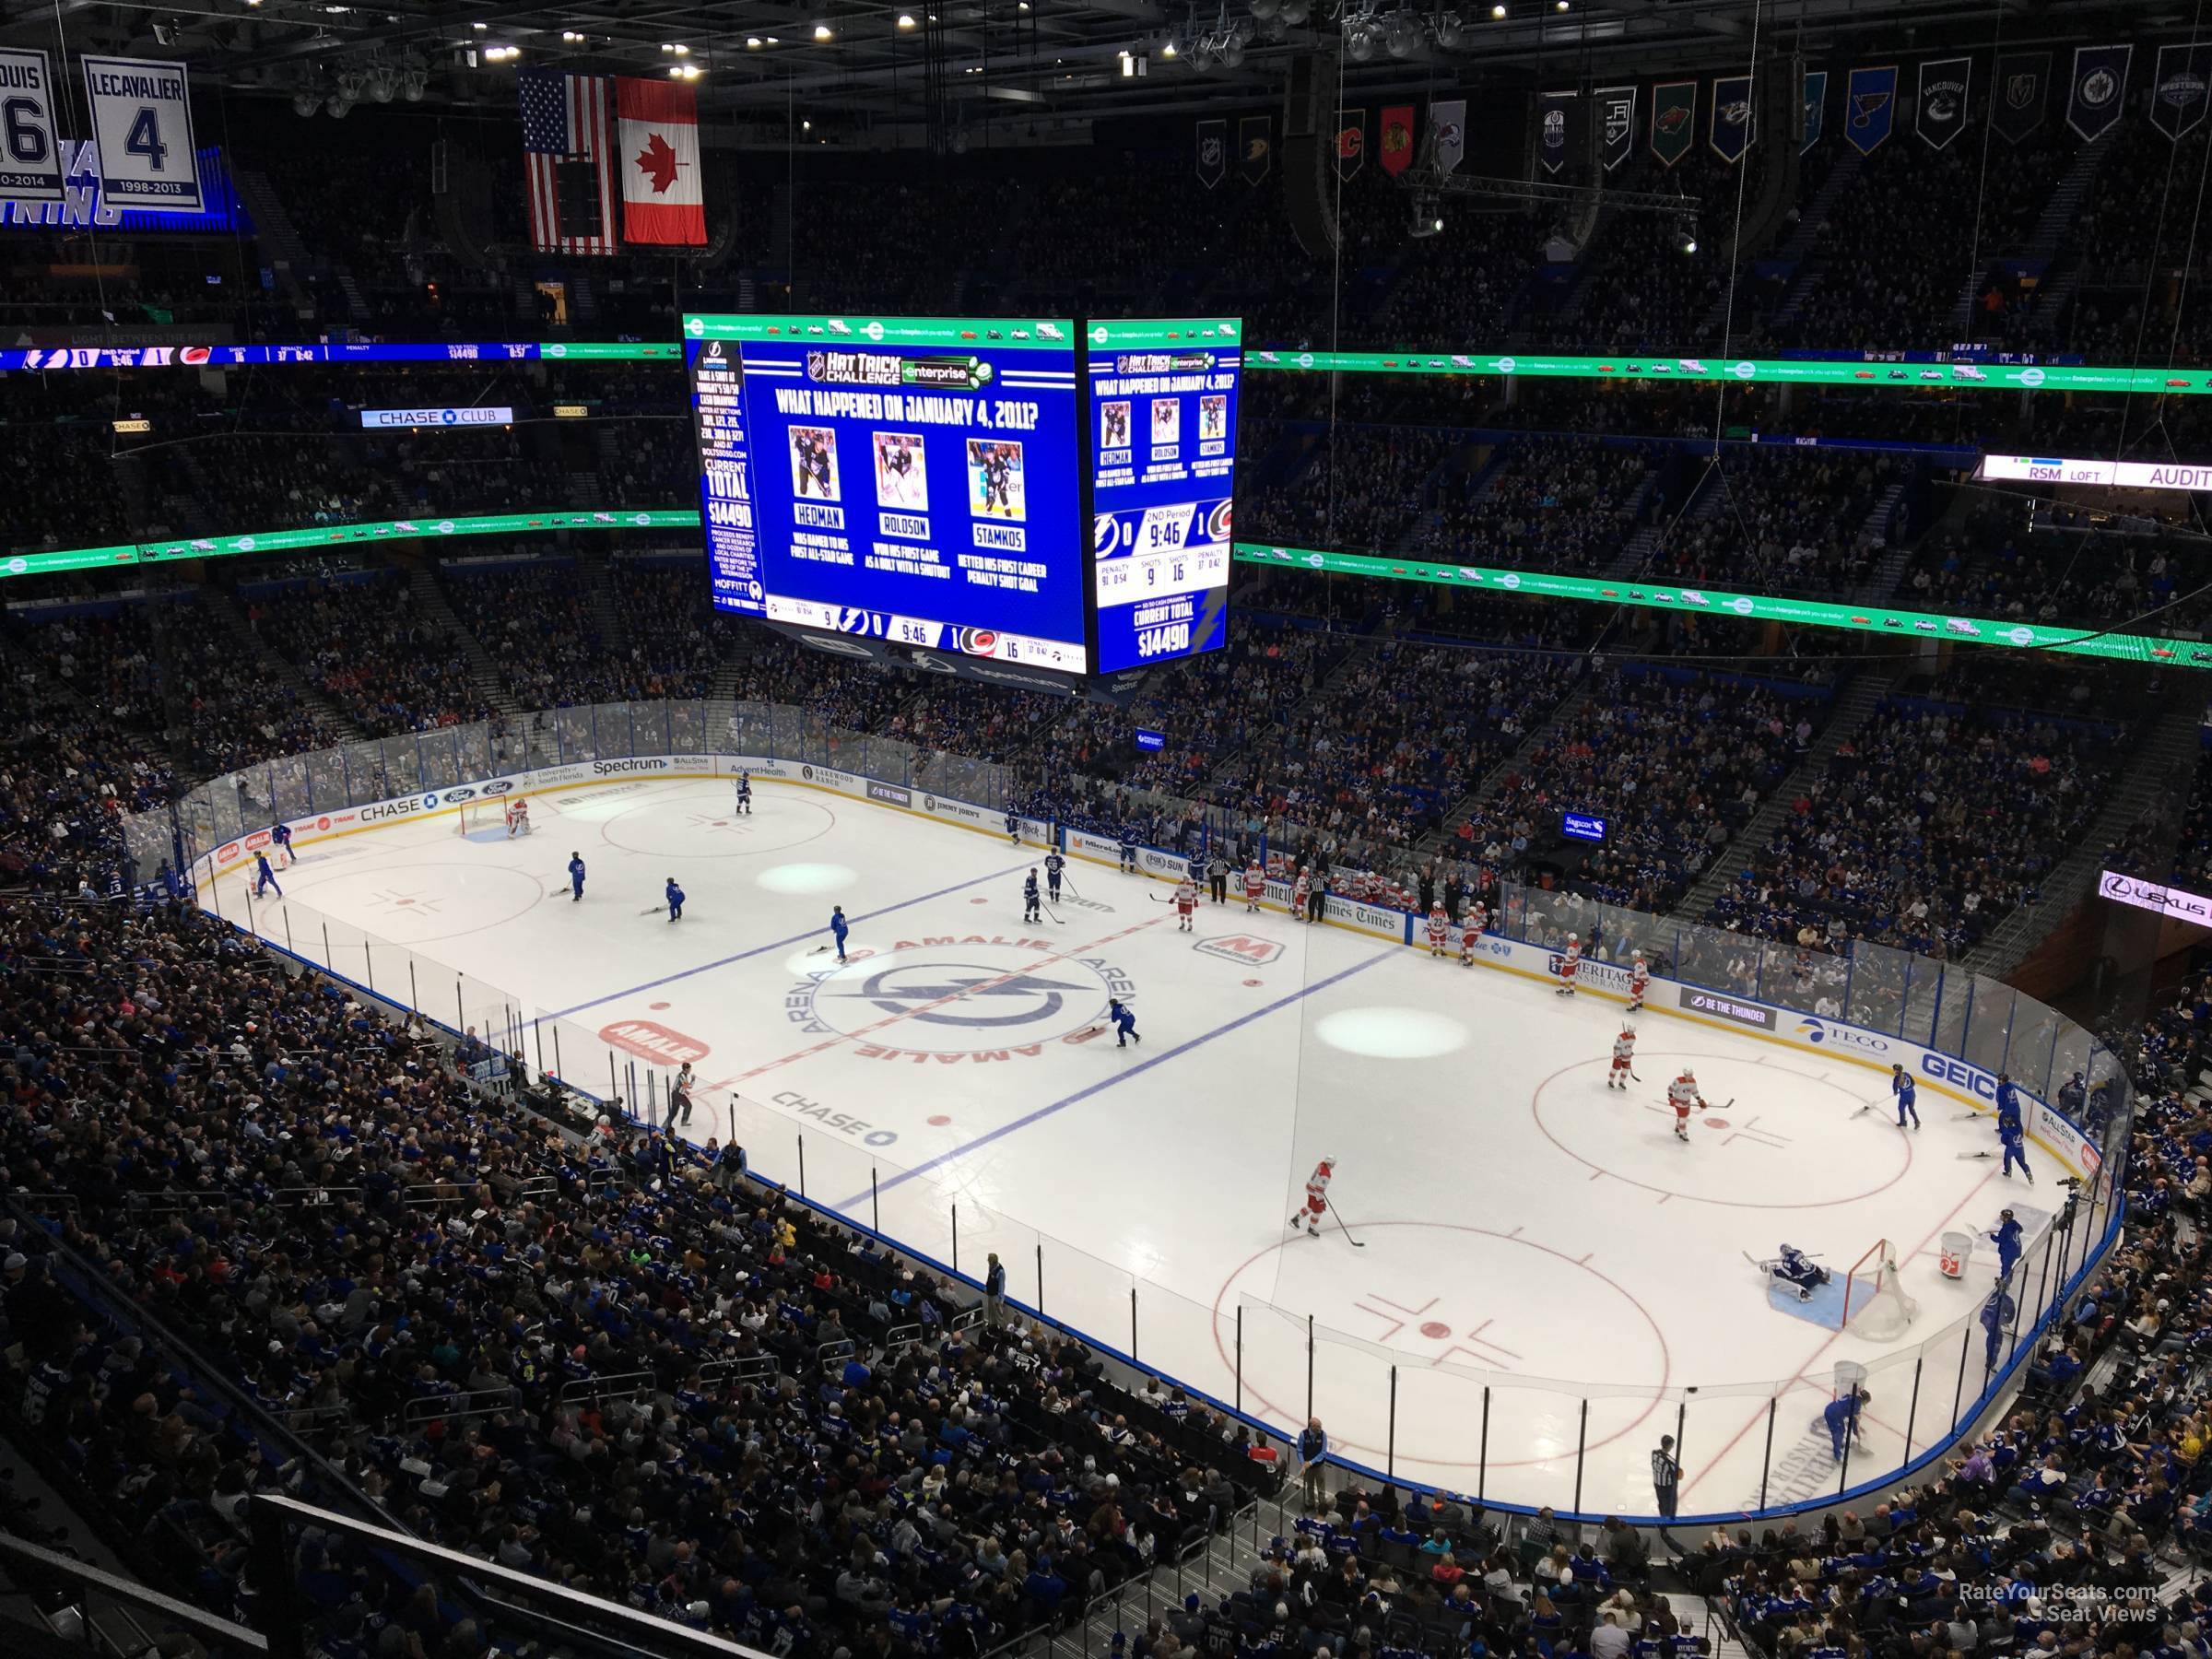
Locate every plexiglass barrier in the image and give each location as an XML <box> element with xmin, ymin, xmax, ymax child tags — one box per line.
<box><xmin>130</xmin><ymin>701</ymin><xmax>2131</xmax><ymax>1525</ymax></box>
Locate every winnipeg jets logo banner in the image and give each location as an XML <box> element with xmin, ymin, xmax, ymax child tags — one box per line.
<box><xmin>1195</xmin><ymin>118</ymin><xmax>1226</xmax><ymax>188</ymax></box>
<box><xmin>1992</xmin><ymin>52</ymin><xmax>2048</xmax><ymax>146</ymax></box>
<box><xmin>1709</xmin><ymin>74</ymin><xmax>1754</xmax><ymax>163</ymax></box>
<box><xmin>2066</xmin><ymin>44</ymin><xmax>2131</xmax><ymax>143</ymax></box>
<box><xmin>1844</xmin><ymin>65</ymin><xmax>1898</xmax><ymax>156</ymax></box>
<box><xmin>2152</xmin><ymin>43</ymin><xmax>2212</xmax><ymax>142</ymax></box>
<box><xmin>1917</xmin><ymin>57</ymin><xmax>1971</xmax><ymax>149</ymax></box>
<box><xmin>1800</xmin><ymin>69</ymin><xmax>1827</xmax><ymax>153</ymax></box>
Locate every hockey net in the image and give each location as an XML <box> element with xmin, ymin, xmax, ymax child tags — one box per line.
<box><xmin>454</xmin><ymin>800</ymin><xmax>524</xmax><ymax>837</ymax></box>
<box><xmin>1841</xmin><ymin>1240</ymin><xmax>1920</xmax><ymax>1340</ymax></box>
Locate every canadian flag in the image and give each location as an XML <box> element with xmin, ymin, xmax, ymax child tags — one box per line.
<box><xmin>615</xmin><ymin>76</ymin><xmax>706</xmax><ymax>245</ymax></box>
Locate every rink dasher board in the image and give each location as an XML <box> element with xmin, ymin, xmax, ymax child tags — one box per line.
<box><xmin>189</xmin><ymin>753</ymin><xmax>2102</xmax><ymax>1187</ymax></box>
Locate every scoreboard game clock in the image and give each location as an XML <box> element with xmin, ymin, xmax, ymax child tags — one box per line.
<box><xmin>683</xmin><ymin>312</ymin><xmax>1242</xmax><ymax>686</ymax></box>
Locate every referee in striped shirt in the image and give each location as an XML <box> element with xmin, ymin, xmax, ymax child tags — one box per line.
<box><xmin>1651</xmin><ymin>1434</ymin><xmax>1681</xmax><ymax>1522</ymax></box>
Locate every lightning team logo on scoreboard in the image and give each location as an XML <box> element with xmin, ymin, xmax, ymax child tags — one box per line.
<box><xmin>1094</xmin><ymin>499</ymin><xmax>1231</xmax><ymax>559</ymax></box>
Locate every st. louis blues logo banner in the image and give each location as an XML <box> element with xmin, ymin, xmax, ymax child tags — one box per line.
<box><xmin>1845</xmin><ymin>64</ymin><xmax>1898</xmax><ymax>155</ymax></box>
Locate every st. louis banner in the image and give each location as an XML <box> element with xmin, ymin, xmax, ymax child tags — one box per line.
<box><xmin>0</xmin><ymin>49</ymin><xmax>62</xmax><ymax>200</ymax></box>
<box><xmin>1801</xmin><ymin>69</ymin><xmax>1828</xmax><ymax>153</ymax></box>
<box><xmin>1431</xmin><ymin>99</ymin><xmax>1466</xmax><ymax>173</ymax></box>
<box><xmin>1535</xmin><ymin>89</ymin><xmax>1577</xmax><ymax>175</ymax></box>
<box><xmin>1845</xmin><ymin>64</ymin><xmax>1899</xmax><ymax>155</ymax></box>
<box><xmin>2152</xmin><ymin>43</ymin><xmax>2212</xmax><ymax>141</ymax></box>
<box><xmin>1917</xmin><ymin>56</ymin><xmax>1971</xmax><ymax>149</ymax></box>
<box><xmin>81</xmin><ymin>54</ymin><xmax>203</xmax><ymax>211</ymax></box>
<box><xmin>1993</xmin><ymin>52</ymin><xmax>2048</xmax><ymax>145</ymax></box>
<box><xmin>1195</xmin><ymin>118</ymin><xmax>1226</xmax><ymax>188</ymax></box>
<box><xmin>1379</xmin><ymin>104</ymin><xmax>1416</xmax><ymax>176</ymax></box>
<box><xmin>1240</xmin><ymin>114</ymin><xmax>1272</xmax><ymax>184</ymax></box>
<box><xmin>1651</xmin><ymin>80</ymin><xmax>1696</xmax><ymax>167</ymax></box>
<box><xmin>1596</xmin><ymin>86</ymin><xmax>1637</xmax><ymax>171</ymax></box>
<box><xmin>2066</xmin><ymin>44</ymin><xmax>2131</xmax><ymax>142</ymax></box>
<box><xmin>1709</xmin><ymin>74</ymin><xmax>1754</xmax><ymax>162</ymax></box>
<box><xmin>1335</xmin><ymin>109</ymin><xmax>1365</xmax><ymax>179</ymax></box>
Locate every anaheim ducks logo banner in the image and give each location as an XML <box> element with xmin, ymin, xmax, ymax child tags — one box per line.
<box><xmin>1992</xmin><ymin>52</ymin><xmax>2048</xmax><ymax>146</ymax></box>
<box><xmin>1240</xmin><ymin>114</ymin><xmax>1272</xmax><ymax>184</ymax></box>
<box><xmin>1917</xmin><ymin>56</ymin><xmax>1971</xmax><ymax>149</ymax></box>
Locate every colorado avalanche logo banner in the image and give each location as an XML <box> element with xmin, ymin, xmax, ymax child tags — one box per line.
<box><xmin>1709</xmin><ymin>74</ymin><xmax>1754</xmax><ymax>163</ymax></box>
<box><xmin>1992</xmin><ymin>52</ymin><xmax>2048</xmax><ymax>146</ymax></box>
<box><xmin>2066</xmin><ymin>44</ymin><xmax>2131</xmax><ymax>142</ymax></box>
<box><xmin>1430</xmin><ymin>99</ymin><xmax>1465</xmax><ymax>173</ymax></box>
<box><xmin>1845</xmin><ymin>64</ymin><xmax>1898</xmax><ymax>155</ymax></box>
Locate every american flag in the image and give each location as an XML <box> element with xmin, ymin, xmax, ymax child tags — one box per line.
<box><xmin>519</xmin><ymin>67</ymin><xmax>617</xmax><ymax>255</ymax></box>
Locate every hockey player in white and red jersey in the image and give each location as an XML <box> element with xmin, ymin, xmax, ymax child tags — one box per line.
<box><xmin>1427</xmin><ymin>902</ymin><xmax>1450</xmax><ymax>957</ymax></box>
<box><xmin>506</xmin><ymin>797</ymin><xmax>531</xmax><ymax>837</ymax></box>
<box><xmin>1627</xmin><ymin>949</ymin><xmax>1650</xmax><ymax>1012</ymax></box>
<box><xmin>1555</xmin><ymin>932</ymin><xmax>1583</xmax><ymax>995</ymax></box>
<box><xmin>1288</xmin><ymin>1155</ymin><xmax>1338</xmax><ymax>1237</ymax></box>
<box><xmin>1668</xmin><ymin>1067</ymin><xmax>1707</xmax><ymax>1143</ymax></box>
<box><xmin>1243</xmin><ymin>860</ymin><xmax>1266</xmax><ymax>913</ymax></box>
<box><xmin>1608</xmin><ymin>1027</ymin><xmax>1637</xmax><ymax>1090</ymax></box>
<box><xmin>1173</xmin><ymin>872</ymin><xmax>1198</xmax><ymax>931</ymax></box>
<box><xmin>1459</xmin><ymin>900</ymin><xmax>1488</xmax><ymax>968</ymax></box>
<box><xmin>1291</xmin><ymin>866</ymin><xmax>1312</xmax><ymax>923</ymax></box>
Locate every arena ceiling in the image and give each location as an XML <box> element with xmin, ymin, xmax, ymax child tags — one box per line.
<box><xmin>0</xmin><ymin>0</ymin><xmax>2174</xmax><ymax>127</ymax></box>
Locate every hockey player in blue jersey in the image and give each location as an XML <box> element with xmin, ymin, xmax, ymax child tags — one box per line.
<box><xmin>1890</xmin><ymin>1063</ymin><xmax>1920</xmax><ymax>1129</ymax></box>
<box><xmin>1995</xmin><ymin>1075</ymin><xmax>2033</xmax><ymax>1182</ymax></box>
<box><xmin>1109</xmin><ymin>997</ymin><xmax>1139</xmax><ymax>1048</ymax></box>
<box><xmin>1823</xmin><ymin>1386</ymin><xmax>1868</xmax><ymax>1461</ymax></box>
<box><xmin>1004</xmin><ymin>806</ymin><xmax>1020</xmax><ymax>843</ymax></box>
<box><xmin>735</xmin><ymin>771</ymin><xmax>752</xmax><ymax>815</ymax></box>
<box><xmin>1769</xmin><ymin>1244</ymin><xmax>1830</xmax><ymax>1302</ymax></box>
<box><xmin>1991</xmin><ymin>1208</ymin><xmax>2023</xmax><ymax>1283</ymax></box>
<box><xmin>569</xmin><ymin>853</ymin><xmax>586</xmax><ymax>902</ymax></box>
<box><xmin>1023</xmin><ymin>869</ymin><xmax>1041</xmax><ymax>924</ymax></box>
<box><xmin>1044</xmin><ymin>848</ymin><xmax>1065</xmax><ymax>902</ymax></box>
<box><xmin>269</xmin><ymin>819</ymin><xmax>294</xmax><ymax>867</ymax></box>
<box><xmin>830</xmin><ymin>904</ymin><xmax>850</xmax><ymax>963</ymax></box>
<box><xmin>253</xmin><ymin>851</ymin><xmax>281</xmax><ymax>898</ymax></box>
<box><xmin>665</xmin><ymin>877</ymin><xmax>685</xmax><ymax>922</ymax></box>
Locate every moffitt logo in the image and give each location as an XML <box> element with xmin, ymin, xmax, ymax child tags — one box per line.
<box><xmin>1794</xmin><ymin>1016</ymin><xmax>1889</xmax><ymax>1054</ymax></box>
<box><xmin>1196</xmin><ymin>934</ymin><xmax>1283</xmax><ymax>966</ymax></box>
<box><xmin>599</xmin><ymin>1020</ymin><xmax>710</xmax><ymax>1065</ymax></box>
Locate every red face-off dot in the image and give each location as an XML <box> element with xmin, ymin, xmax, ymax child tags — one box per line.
<box><xmin>1243</xmin><ymin>978</ymin><xmax>1263</xmax><ymax>987</ymax></box>
<box><xmin>928</xmin><ymin>1114</ymin><xmax>952</xmax><ymax>1126</ymax></box>
<box><xmin>650</xmin><ymin>1001</ymin><xmax>671</xmax><ymax>1011</ymax></box>
<box><xmin>971</xmin><ymin>897</ymin><xmax>988</xmax><ymax>904</ymax></box>
<box><xmin>1703</xmin><ymin>1115</ymin><xmax>1729</xmax><ymax>1128</ymax></box>
<box><xmin>1419</xmin><ymin>1320</ymin><xmax>1452</xmax><ymax>1340</ymax></box>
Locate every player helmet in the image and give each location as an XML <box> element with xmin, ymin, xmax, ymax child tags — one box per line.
<box><xmin>1568</xmin><ymin>932</ymin><xmax>1579</xmax><ymax>942</ymax></box>
<box><xmin>1620</xmin><ymin>1028</ymin><xmax>1634</xmax><ymax>1039</ymax></box>
<box><xmin>1322</xmin><ymin>1156</ymin><xmax>1338</xmax><ymax>1169</ymax></box>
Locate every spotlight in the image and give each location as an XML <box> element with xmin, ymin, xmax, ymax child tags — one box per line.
<box><xmin>813</xmin><ymin>22</ymin><xmax>832</xmax><ymax>39</ymax></box>
<box><xmin>1490</xmin><ymin>3</ymin><xmax>1504</xmax><ymax>15</ymax></box>
<box><xmin>1161</xmin><ymin>39</ymin><xmax>1177</xmax><ymax>55</ymax></box>
<box><xmin>898</xmin><ymin>13</ymin><xmax>916</xmax><ymax>25</ymax></box>
<box><xmin>292</xmin><ymin>88</ymin><xmax>319</xmax><ymax>116</ymax></box>
<box><xmin>1280</xmin><ymin>0</ymin><xmax>1309</xmax><ymax>21</ymax></box>
<box><xmin>326</xmin><ymin>91</ymin><xmax>352</xmax><ymax>115</ymax></box>
<box><xmin>1435</xmin><ymin>10</ymin><xmax>1465</xmax><ymax>47</ymax></box>
<box><xmin>562</xmin><ymin>29</ymin><xmax>584</xmax><ymax>41</ymax></box>
<box><xmin>747</xmin><ymin>35</ymin><xmax>763</xmax><ymax>46</ymax></box>
<box><xmin>1251</xmin><ymin>0</ymin><xmax>1278</xmax><ymax>15</ymax></box>
<box><xmin>1345</xmin><ymin>18</ymin><xmax>1377</xmax><ymax>60</ymax></box>
<box><xmin>1383</xmin><ymin>12</ymin><xmax>1420</xmax><ymax>56</ymax></box>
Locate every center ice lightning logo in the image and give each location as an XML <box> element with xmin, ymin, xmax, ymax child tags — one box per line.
<box><xmin>786</xmin><ymin>940</ymin><xmax>1135</xmax><ymax>1060</ymax></box>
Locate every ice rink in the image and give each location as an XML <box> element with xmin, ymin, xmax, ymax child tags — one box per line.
<box><xmin>210</xmin><ymin>773</ymin><xmax>2057</xmax><ymax>1520</ymax></box>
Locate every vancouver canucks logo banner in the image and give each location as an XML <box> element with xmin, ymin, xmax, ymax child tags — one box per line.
<box><xmin>1993</xmin><ymin>52</ymin><xmax>2047</xmax><ymax>146</ymax></box>
<box><xmin>1596</xmin><ymin>86</ymin><xmax>1636</xmax><ymax>171</ymax></box>
<box><xmin>2066</xmin><ymin>44</ymin><xmax>2131</xmax><ymax>142</ymax></box>
<box><xmin>2153</xmin><ymin>43</ymin><xmax>2212</xmax><ymax>141</ymax></box>
<box><xmin>1650</xmin><ymin>80</ymin><xmax>1695</xmax><ymax>168</ymax></box>
<box><xmin>1801</xmin><ymin>69</ymin><xmax>1827</xmax><ymax>153</ymax></box>
<box><xmin>1917</xmin><ymin>57</ymin><xmax>1970</xmax><ymax>149</ymax></box>
<box><xmin>1195</xmin><ymin>118</ymin><xmax>1226</xmax><ymax>188</ymax></box>
<box><xmin>1709</xmin><ymin>74</ymin><xmax>1754</xmax><ymax>163</ymax></box>
<box><xmin>1845</xmin><ymin>64</ymin><xmax>1898</xmax><ymax>155</ymax></box>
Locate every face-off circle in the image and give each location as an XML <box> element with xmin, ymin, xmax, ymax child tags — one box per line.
<box><xmin>785</xmin><ymin>943</ymin><xmax>1135</xmax><ymax>1055</ymax></box>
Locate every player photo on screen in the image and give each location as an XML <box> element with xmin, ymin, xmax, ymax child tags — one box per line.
<box><xmin>790</xmin><ymin>428</ymin><xmax>841</xmax><ymax>500</ymax></box>
<box><xmin>1100</xmin><ymin>400</ymin><xmax>1132</xmax><ymax>452</ymax></box>
<box><xmin>873</xmin><ymin>431</ymin><xmax>928</xmax><ymax>510</ymax></box>
<box><xmin>1150</xmin><ymin>398</ymin><xmax>1180</xmax><ymax>447</ymax></box>
<box><xmin>1200</xmin><ymin>394</ymin><xmax>1228</xmax><ymax>442</ymax></box>
<box><xmin>967</xmin><ymin>440</ymin><xmax>1026</xmax><ymax>521</ymax></box>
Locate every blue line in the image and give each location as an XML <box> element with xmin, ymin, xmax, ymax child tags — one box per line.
<box><xmin>847</xmin><ymin>942</ymin><xmax>1397</xmax><ymax>1207</ymax></box>
<box><xmin>544</xmin><ymin>859</ymin><xmax>1031</xmax><ymax>1019</ymax></box>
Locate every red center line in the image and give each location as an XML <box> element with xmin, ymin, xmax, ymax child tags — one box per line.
<box><xmin>700</xmin><ymin>914</ymin><xmax>1171</xmax><ymax>1092</ymax></box>
<box><xmin>1678</xmin><ymin>1164</ymin><xmax>2001</xmax><ymax>1500</ymax></box>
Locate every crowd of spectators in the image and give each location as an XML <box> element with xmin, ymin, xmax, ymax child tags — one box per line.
<box><xmin>159</xmin><ymin>595</ymin><xmax>343</xmax><ymax>774</ymax></box>
<box><xmin>1418</xmin><ymin>435</ymin><xmax>1655</xmax><ymax>574</ymax></box>
<box><xmin>1241</xmin><ymin>426</ymin><xmax>1455</xmax><ymax>554</ymax></box>
<box><xmin>440</xmin><ymin>557</ymin><xmax>619</xmax><ymax>710</ymax></box>
<box><xmin>247</xmin><ymin>572</ymin><xmax>493</xmax><ymax>735</ymax></box>
<box><xmin>607</xmin><ymin>558</ymin><xmax>727</xmax><ymax>701</ymax></box>
<box><xmin>1644</xmin><ymin>450</ymin><xmax>1897</xmax><ymax>597</ymax></box>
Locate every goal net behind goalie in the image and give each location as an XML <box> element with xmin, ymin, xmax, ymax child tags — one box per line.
<box><xmin>1841</xmin><ymin>1240</ymin><xmax>1920</xmax><ymax>1341</ymax></box>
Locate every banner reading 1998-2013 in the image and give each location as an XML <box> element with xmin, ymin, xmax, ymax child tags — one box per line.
<box><xmin>79</xmin><ymin>54</ymin><xmax>202</xmax><ymax>211</ymax></box>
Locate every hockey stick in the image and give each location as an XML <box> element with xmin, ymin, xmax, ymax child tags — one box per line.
<box><xmin>1957</xmin><ymin>1149</ymin><xmax>1995</xmax><ymax>1161</ymax></box>
<box><xmin>638</xmin><ymin>905</ymin><xmax>665</xmax><ymax>916</ymax></box>
<box><xmin>1954</xmin><ymin>1110</ymin><xmax>1983</xmax><ymax>1122</ymax></box>
<box><xmin>1332</xmin><ymin>1207</ymin><xmax>1366</xmax><ymax>1248</ymax></box>
<box><xmin>1629</xmin><ymin>1067</ymin><xmax>1642</xmax><ymax>1082</ymax></box>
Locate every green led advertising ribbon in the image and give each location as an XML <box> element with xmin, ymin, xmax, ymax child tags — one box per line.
<box><xmin>1241</xmin><ymin>349</ymin><xmax>2212</xmax><ymax>395</ymax></box>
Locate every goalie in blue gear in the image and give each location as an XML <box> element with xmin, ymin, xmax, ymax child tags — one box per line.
<box><xmin>1767</xmin><ymin>1244</ymin><xmax>1830</xmax><ymax>1302</ymax></box>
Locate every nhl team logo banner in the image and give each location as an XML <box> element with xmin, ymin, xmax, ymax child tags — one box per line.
<box><xmin>1379</xmin><ymin>104</ymin><xmax>1416</xmax><ymax>176</ymax></box>
<box><xmin>1917</xmin><ymin>56</ymin><xmax>1971</xmax><ymax>149</ymax></box>
<box><xmin>1240</xmin><ymin>114</ymin><xmax>1273</xmax><ymax>184</ymax></box>
<box><xmin>1801</xmin><ymin>69</ymin><xmax>1828</xmax><ymax>153</ymax></box>
<box><xmin>81</xmin><ymin>54</ymin><xmax>203</xmax><ymax>211</ymax></box>
<box><xmin>1993</xmin><ymin>52</ymin><xmax>2048</xmax><ymax>145</ymax></box>
<box><xmin>2153</xmin><ymin>43</ymin><xmax>2212</xmax><ymax>141</ymax></box>
<box><xmin>0</xmin><ymin>49</ymin><xmax>63</xmax><ymax>200</ymax></box>
<box><xmin>1195</xmin><ymin>118</ymin><xmax>1227</xmax><ymax>188</ymax></box>
<box><xmin>1845</xmin><ymin>64</ymin><xmax>1899</xmax><ymax>155</ymax></box>
<box><xmin>1335</xmin><ymin>110</ymin><xmax>1365</xmax><ymax>179</ymax></box>
<box><xmin>1709</xmin><ymin>74</ymin><xmax>1754</xmax><ymax>163</ymax></box>
<box><xmin>1431</xmin><ymin>99</ymin><xmax>1466</xmax><ymax>173</ymax></box>
<box><xmin>1651</xmin><ymin>79</ymin><xmax>1696</xmax><ymax>167</ymax></box>
<box><xmin>1535</xmin><ymin>89</ymin><xmax>1577</xmax><ymax>175</ymax></box>
<box><xmin>1596</xmin><ymin>86</ymin><xmax>1636</xmax><ymax>171</ymax></box>
<box><xmin>2066</xmin><ymin>44</ymin><xmax>2131</xmax><ymax>142</ymax></box>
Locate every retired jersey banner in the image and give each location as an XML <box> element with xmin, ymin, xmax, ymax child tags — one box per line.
<box><xmin>1379</xmin><ymin>104</ymin><xmax>1416</xmax><ymax>176</ymax></box>
<box><xmin>1596</xmin><ymin>86</ymin><xmax>1637</xmax><ymax>171</ymax></box>
<box><xmin>80</xmin><ymin>54</ymin><xmax>202</xmax><ymax>211</ymax></box>
<box><xmin>1651</xmin><ymin>80</ymin><xmax>1696</xmax><ymax>167</ymax></box>
<box><xmin>1709</xmin><ymin>74</ymin><xmax>1754</xmax><ymax>162</ymax></box>
<box><xmin>1801</xmin><ymin>69</ymin><xmax>1828</xmax><ymax>152</ymax></box>
<box><xmin>1431</xmin><ymin>99</ymin><xmax>1466</xmax><ymax>173</ymax></box>
<box><xmin>1335</xmin><ymin>109</ymin><xmax>1364</xmax><ymax>179</ymax></box>
<box><xmin>1535</xmin><ymin>89</ymin><xmax>1577</xmax><ymax>175</ymax></box>
<box><xmin>1917</xmin><ymin>56</ymin><xmax>1971</xmax><ymax>149</ymax></box>
<box><xmin>1993</xmin><ymin>52</ymin><xmax>2048</xmax><ymax>145</ymax></box>
<box><xmin>2152</xmin><ymin>43</ymin><xmax>2212</xmax><ymax>141</ymax></box>
<box><xmin>1240</xmin><ymin>114</ymin><xmax>1272</xmax><ymax>183</ymax></box>
<box><xmin>1195</xmin><ymin>117</ymin><xmax>1227</xmax><ymax>187</ymax></box>
<box><xmin>0</xmin><ymin>49</ymin><xmax>63</xmax><ymax>199</ymax></box>
<box><xmin>2066</xmin><ymin>45</ymin><xmax>2131</xmax><ymax>142</ymax></box>
<box><xmin>1845</xmin><ymin>65</ymin><xmax>1899</xmax><ymax>155</ymax></box>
